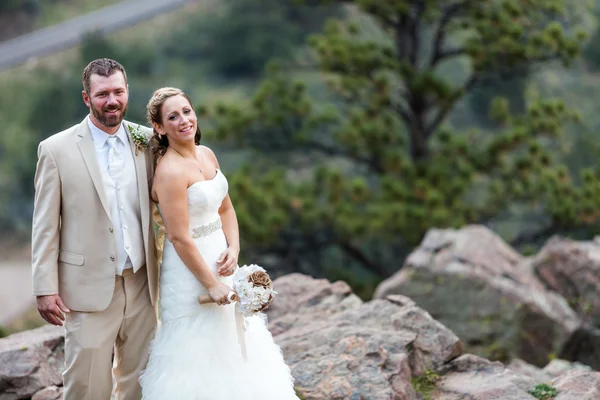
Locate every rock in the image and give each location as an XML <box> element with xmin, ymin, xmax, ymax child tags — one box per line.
<box><xmin>374</xmin><ymin>225</ymin><xmax>580</xmax><ymax>367</ymax></box>
<box><xmin>433</xmin><ymin>354</ymin><xmax>537</xmax><ymax>399</ymax></box>
<box><xmin>552</xmin><ymin>370</ymin><xmax>600</xmax><ymax>399</ymax></box>
<box><xmin>5</xmin><ymin>273</ymin><xmax>600</xmax><ymax>400</ymax></box>
<box><xmin>0</xmin><ymin>325</ymin><xmax>64</xmax><ymax>400</ymax></box>
<box><xmin>266</xmin><ymin>273</ymin><xmax>362</xmax><ymax>336</ymax></box>
<box><xmin>532</xmin><ymin>237</ymin><xmax>600</xmax><ymax>326</ymax></box>
<box><xmin>543</xmin><ymin>358</ymin><xmax>592</xmax><ymax>378</ymax></box>
<box><xmin>507</xmin><ymin>358</ymin><xmax>553</xmax><ymax>383</ymax></box>
<box><xmin>276</xmin><ymin>294</ymin><xmax>462</xmax><ymax>399</ymax></box>
<box><xmin>31</xmin><ymin>385</ymin><xmax>63</xmax><ymax>400</ymax></box>
<box><xmin>530</xmin><ymin>237</ymin><xmax>600</xmax><ymax>368</ymax></box>
<box><xmin>506</xmin><ymin>357</ymin><xmax>592</xmax><ymax>384</ymax></box>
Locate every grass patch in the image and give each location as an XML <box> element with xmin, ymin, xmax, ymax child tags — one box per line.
<box><xmin>294</xmin><ymin>387</ymin><xmax>306</xmax><ymax>400</ymax></box>
<box><xmin>528</xmin><ymin>383</ymin><xmax>559</xmax><ymax>400</ymax></box>
<box><xmin>411</xmin><ymin>369</ymin><xmax>440</xmax><ymax>400</ymax></box>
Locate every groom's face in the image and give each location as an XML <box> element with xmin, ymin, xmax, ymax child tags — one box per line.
<box><xmin>83</xmin><ymin>72</ymin><xmax>129</xmax><ymax>130</ymax></box>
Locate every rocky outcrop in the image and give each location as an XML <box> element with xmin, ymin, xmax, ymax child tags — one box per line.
<box><xmin>552</xmin><ymin>370</ymin><xmax>600</xmax><ymax>399</ymax></box>
<box><xmin>507</xmin><ymin>357</ymin><xmax>593</xmax><ymax>383</ymax></box>
<box><xmin>374</xmin><ymin>225</ymin><xmax>600</xmax><ymax>368</ymax></box>
<box><xmin>265</xmin><ymin>273</ymin><xmax>363</xmax><ymax>335</ymax></box>
<box><xmin>532</xmin><ymin>236</ymin><xmax>600</xmax><ymax>326</ymax></box>
<box><xmin>272</xmin><ymin>294</ymin><xmax>462</xmax><ymax>399</ymax></box>
<box><xmin>3</xmin><ymin>272</ymin><xmax>600</xmax><ymax>399</ymax></box>
<box><xmin>0</xmin><ymin>325</ymin><xmax>63</xmax><ymax>400</ymax></box>
<box><xmin>30</xmin><ymin>386</ymin><xmax>63</xmax><ymax>400</ymax></box>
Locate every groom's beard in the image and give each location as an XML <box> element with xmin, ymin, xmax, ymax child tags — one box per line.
<box><xmin>91</xmin><ymin>102</ymin><xmax>127</xmax><ymax>128</ymax></box>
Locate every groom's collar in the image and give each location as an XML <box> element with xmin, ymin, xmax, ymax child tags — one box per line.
<box><xmin>86</xmin><ymin>116</ymin><xmax>129</xmax><ymax>149</ymax></box>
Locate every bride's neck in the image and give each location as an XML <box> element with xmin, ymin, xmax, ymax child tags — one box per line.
<box><xmin>170</xmin><ymin>142</ymin><xmax>197</xmax><ymax>160</ymax></box>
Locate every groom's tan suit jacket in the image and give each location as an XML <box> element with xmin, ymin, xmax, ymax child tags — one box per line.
<box><xmin>31</xmin><ymin>118</ymin><xmax>159</xmax><ymax>312</ymax></box>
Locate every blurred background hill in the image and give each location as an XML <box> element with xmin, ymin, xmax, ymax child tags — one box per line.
<box><xmin>0</xmin><ymin>0</ymin><xmax>599</xmax><ymax>336</ymax></box>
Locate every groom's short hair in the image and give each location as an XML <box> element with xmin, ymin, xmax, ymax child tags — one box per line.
<box><xmin>82</xmin><ymin>58</ymin><xmax>128</xmax><ymax>95</ymax></box>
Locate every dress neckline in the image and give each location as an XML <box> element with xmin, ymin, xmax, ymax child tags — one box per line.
<box><xmin>187</xmin><ymin>169</ymin><xmax>221</xmax><ymax>190</ymax></box>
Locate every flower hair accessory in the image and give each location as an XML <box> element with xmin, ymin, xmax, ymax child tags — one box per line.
<box><xmin>128</xmin><ymin>124</ymin><xmax>152</xmax><ymax>155</ymax></box>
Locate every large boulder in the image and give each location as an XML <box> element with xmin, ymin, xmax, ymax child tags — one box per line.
<box><xmin>507</xmin><ymin>357</ymin><xmax>593</xmax><ymax>384</ymax></box>
<box><xmin>274</xmin><ymin>294</ymin><xmax>462</xmax><ymax>399</ymax></box>
<box><xmin>552</xmin><ymin>370</ymin><xmax>600</xmax><ymax>400</ymax></box>
<box><xmin>266</xmin><ymin>273</ymin><xmax>363</xmax><ymax>336</ymax></box>
<box><xmin>532</xmin><ymin>236</ymin><xmax>600</xmax><ymax>326</ymax></box>
<box><xmin>433</xmin><ymin>355</ymin><xmax>537</xmax><ymax>399</ymax></box>
<box><xmin>0</xmin><ymin>325</ymin><xmax>64</xmax><ymax>400</ymax></box>
<box><xmin>374</xmin><ymin>225</ymin><xmax>581</xmax><ymax>367</ymax></box>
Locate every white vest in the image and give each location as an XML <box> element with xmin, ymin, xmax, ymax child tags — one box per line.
<box><xmin>88</xmin><ymin>118</ymin><xmax>145</xmax><ymax>274</ymax></box>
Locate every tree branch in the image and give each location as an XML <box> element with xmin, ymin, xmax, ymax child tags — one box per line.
<box><xmin>408</xmin><ymin>2</ymin><xmax>426</xmax><ymax>67</ymax></box>
<box><xmin>430</xmin><ymin>1</ymin><xmax>470</xmax><ymax>67</ymax></box>
<box><xmin>302</xmin><ymin>139</ymin><xmax>384</xmax><ymax>173</ymax></box>
<box><xmin>425</xmin><ymin>73</ymin><xmax>478</xmax><ymax>137</ymax></box>
<box><xmin>433</xmin><ymin>47</ymin><xmax>468</xmax><ymax>63</ymax></box>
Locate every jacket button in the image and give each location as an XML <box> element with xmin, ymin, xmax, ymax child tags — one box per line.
<box><xmin>109</xmin><ymin>228</ymin><xmax>114</xmax><ymax>233</ymax></box>
<box><xmin>110</xmin><ymin>256</ymin><xmax>116</xmax><ymax>262</ymax></box>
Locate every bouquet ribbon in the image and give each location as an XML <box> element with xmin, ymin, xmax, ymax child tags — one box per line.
<box><xmin>234</xmin><ymin>303</ymin><xmax>248</xmax><ymax>361</ymax></box>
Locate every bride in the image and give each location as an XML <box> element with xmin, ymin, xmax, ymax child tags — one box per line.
<box><xmin>139</xmin><ymin>87</ymin><xmax>299</xmax><ymax>399</ymax></box>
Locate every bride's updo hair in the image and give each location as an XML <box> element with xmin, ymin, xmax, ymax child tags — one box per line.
<box><xmin>146</xmin><ymin>87</ymin><xmax>202</xmax><ymax>157</ymax></box>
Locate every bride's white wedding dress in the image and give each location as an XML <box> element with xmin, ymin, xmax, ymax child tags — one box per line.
<box><xmin>140</xmin><ymin>169</ymin><xmax>298</xmax><ymax>399</ymax></box>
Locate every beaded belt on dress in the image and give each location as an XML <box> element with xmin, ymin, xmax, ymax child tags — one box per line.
<box><xmin>191</xmin><ymin>218</ymin><xmax>222</xmax><ymax>238</ymax></box>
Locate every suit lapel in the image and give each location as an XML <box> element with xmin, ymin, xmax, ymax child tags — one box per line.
<box><xmin>125</xmin><ymin>121</ymin><xmax>151</xmax><ymax>253</ymax></box>
<box><xmin>76</xmin><ymin>119</ymin><xmax>113</xmax><ymax>224</ymax></box>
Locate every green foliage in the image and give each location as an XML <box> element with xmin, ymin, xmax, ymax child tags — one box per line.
<box><xmin>411</xmin><ymin>369</ymin><xmax>440</xmax><ymax>400</ymax></box>
<box><xmin>468</xmin><ymin>67</ymin><xmax>528</xmax><ymax>128</ymax></box>
<box><xmin>164</xmin><ymin>0</ymin><xmax>341</xmax><ymax>78</ymax></box>
<box><xmin>207</xmin><ymin>0</ymin><xmax>598</xmax><ymax>279</ymax></box>
<box><xmin>80</xmin><ymin>32</ymin><xmax>159</xmax><ymax>79</ymax></box>
<box><xmin>528</xmin><ymin>383</ymin><xmax>559</xmax><ymax>399</ymax></box>
<box><xmin>294</xmin><ymin>387</ymin><xmax>306</xmax><ymax>400</ymax></box>
<box><xmin>583</xmin><ymin>11</ymin><xmax>600</xmax><ymax>70</ymax></box>
<box><xmin>0</xmin><ymin>0</ymin><xmax>39</xmax><ymax>14</ymax></box>
<box><xmin>0</xmin><ymin>325</ymin><xmax>7</xmax><ymax>338</ymax></box>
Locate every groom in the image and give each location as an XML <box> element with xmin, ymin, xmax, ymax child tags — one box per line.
<box><xmin>31</xmin><ymin>58</ymin><xmax>158</xmax><ymax>400</ymax></box>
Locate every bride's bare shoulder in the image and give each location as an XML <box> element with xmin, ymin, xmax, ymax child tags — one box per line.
<box><xmin>198</xmin><ymin>145</ymin><xmax>219</xmax><ymax>165</ymax></box>
<box><xmin>154</xmin><ymin>153</ymin><xmax>186</xmax><ymax>184</ymax></box>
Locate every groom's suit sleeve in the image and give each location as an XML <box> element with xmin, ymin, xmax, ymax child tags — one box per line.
<box><xmin>31</xmin><ymin>142</ymin><xmax>61</xmax><ymax>296</ymax></box>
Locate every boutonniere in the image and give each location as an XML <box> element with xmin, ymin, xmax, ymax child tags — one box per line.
<box><xmin>128</xmin><ymin>124</ymin><xmax>152</xmax><ymax>155</ymax></box>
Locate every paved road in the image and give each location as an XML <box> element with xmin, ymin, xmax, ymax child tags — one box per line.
<box><xmin>0</xmin><ymin>0</ymin><xmax>196</xmax><ymax>70</ymax></box>
<box><xmin>0</xmin><ymin>261</ymin><xmax>33</xmax><ymax>326</ymax></box>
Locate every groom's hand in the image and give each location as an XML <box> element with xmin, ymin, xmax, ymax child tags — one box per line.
<box><xmin>36</xmin><ymin>294</ymin><xmax>70</xmax><ymax>326</ymax></box>
<box><xmin>217</xmin><ymin>247</ymin><xmax>239</xmax><ymax>277</ymax></box>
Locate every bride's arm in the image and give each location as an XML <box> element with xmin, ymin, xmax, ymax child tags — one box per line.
<box><xmin>202</xmin><ymin>146</ymin><xmax>240</xmax><ymax>276</ymax></box>
<box><xmin>218</xmin><ymin>194</ymin><xmax>240</xmax><ymax>266</ymax></box>
<box><xmin>155</xmin><ymin>164</ymin><xmax>232</xmax><ymax>303</ymax></box>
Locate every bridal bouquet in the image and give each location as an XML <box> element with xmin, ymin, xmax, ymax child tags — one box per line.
<box><xmin>232</xmin><ymin>264</ymin><xmax>277</xmax><ymax>316</ymax></box>
<box><xmin>198</xmin><ymin>264</ymin><xmax>277</xmax><ymax>316</ymax></box>
<box><xmin>198</xmin><ymin>264</ymin><xmax>277</xmax><ymax>361</ymax></box>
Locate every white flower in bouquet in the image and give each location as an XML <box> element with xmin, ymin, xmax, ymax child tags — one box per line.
<box><xmin>232</xmin><ymin>264</ymin><xmax>277</xmax><ymax>317</ymax></box>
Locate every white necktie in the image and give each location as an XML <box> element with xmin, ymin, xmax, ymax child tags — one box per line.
<box><xmin>107</xmin><ymin>136</ymin><xmax>123</xmax><ymax>184</ymax></box>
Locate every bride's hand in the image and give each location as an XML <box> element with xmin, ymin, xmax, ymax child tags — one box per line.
<box><xmin>207</xmin><ymin>282</ymin><xmax>234</xmax><ymax>306</ymax></box>
<box><xmin>217</xmin><ymin>247</ymin><xmax>239</xmax><ymax>277</ymax></box>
